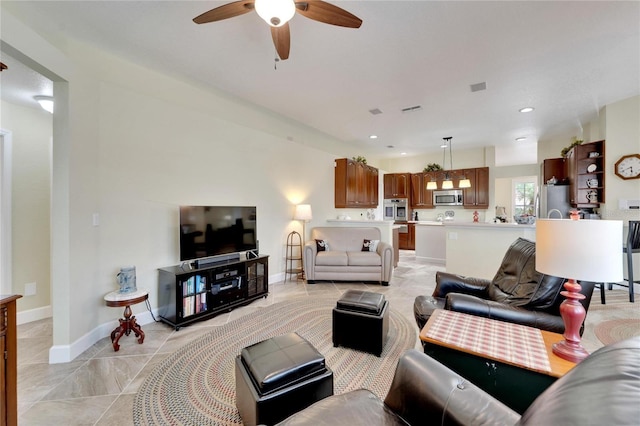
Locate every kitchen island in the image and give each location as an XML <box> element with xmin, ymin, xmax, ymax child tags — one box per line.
<box><xmin>444</xmin><ymin>222</ymin><xmax>536</xmax><ymax>279</ymax></box>
<box><xmin>414</xmin><ymin>222</ymin><xmax>446</xmax><ymax>264</ymax></box>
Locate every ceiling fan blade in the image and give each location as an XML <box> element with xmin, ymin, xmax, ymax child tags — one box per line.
<box><xmin>295</xmin><ymin>1</ymin><xmax>362</xmax><ymax>28</ymax></box>
<box><xmin>193</xmin><ymin>1</ymin><xmax>255</xmax><ymax>24</ymax></box>
<box><xmin>271</xmin><ymin>23</ymin><xmax>291</xmax><ymax>60</ymax></box>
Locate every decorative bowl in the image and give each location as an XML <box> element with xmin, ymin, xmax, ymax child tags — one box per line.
<box><xmin>514</xmin><ymin>215</ymin><xmax>536</xmax><ymax>225</ymax></box>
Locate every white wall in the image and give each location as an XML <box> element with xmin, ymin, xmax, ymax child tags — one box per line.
<box><xmin>0</xmin><ymin>101</ymin><xmax>52</xmax><ymax>313</ymax></box>
<box><xmin>1</xmin><ymin>7</ymin><xmax>375</xmax><ymax>362</ymax></box>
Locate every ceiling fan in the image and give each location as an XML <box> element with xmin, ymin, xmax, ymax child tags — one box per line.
<box><xmin>193</xmin><ymin>0</ymin><xmax>362</xmax><ymax>60</ymax></box>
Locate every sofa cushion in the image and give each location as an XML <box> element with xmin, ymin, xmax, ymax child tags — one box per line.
<box><xmin>362</xmin><ymin>239</ymin><xmax>380</xmax><ymax>252</ymax></box>
<box><xmin>348</xmin><ymin>251</ymin><xmax>382</xmax><ymax>266</ymax></box>
<box><xmin>315</xmin><ymin>239</ymin><xmax>330</xmax><ymax>252</ymax></box>
<box><xmin>316</xmin><ymin>251</ymin><xmax>348</xmax><ymax>266</ymax></box>
<box><xmin>311</xmin><ymin>227</ymin><xmax>382</xmax><ymax>252</ymax></box>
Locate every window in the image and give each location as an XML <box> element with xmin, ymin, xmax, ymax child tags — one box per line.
<box><xmin>514</xmin><ymin>180</ymin><xmax>537</xmax><ymax>216</ymax></box>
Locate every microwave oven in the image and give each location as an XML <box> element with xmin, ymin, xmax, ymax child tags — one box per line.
<box><xmin>433</xmin><ymin>190</ymin><xmax>463</xmax><ymax>206</ymax></box>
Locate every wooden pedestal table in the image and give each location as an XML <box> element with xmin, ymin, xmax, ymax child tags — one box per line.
<box><xmin>104</xmin><ymin>289</ymin><xmax>148</xmax><ymax>351</ymax></box>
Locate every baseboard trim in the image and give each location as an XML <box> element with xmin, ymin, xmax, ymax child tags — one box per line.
<box><xmin>17</xmin><ymin>304</ymin><xmax>52</xmax><ymax>325</ymax></box>
<box><xmin>48</xmin><ymin>309</ymin><xmax>158</xmax><ymax>364</ymax></box>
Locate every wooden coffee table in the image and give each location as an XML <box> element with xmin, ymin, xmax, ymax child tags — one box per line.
<box><xmin>420</xmin><ymin>309</ymin><xmax>576</xmax><ymax>414</ymax></box>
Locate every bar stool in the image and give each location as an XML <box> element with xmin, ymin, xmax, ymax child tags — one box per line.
<box><xmin>600</xmin><ymin>220</ymin><xmax>639</xmax><ymax>303</ymax></box>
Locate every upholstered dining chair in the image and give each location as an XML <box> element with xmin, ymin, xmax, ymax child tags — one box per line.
<box><xmin>600</xmin><ymin>220</ymin><xmax>639</xmax><ymax>303</ymax></box>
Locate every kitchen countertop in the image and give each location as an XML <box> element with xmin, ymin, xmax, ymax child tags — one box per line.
<box><xmin>326</xmin><ymin>219</ymin><xmax>396</xmax><ymax>225</ymax></box>
<box><xmin>443</xmin><ymin>221</ymin><xmax>536</xmax><ymax>229</ymax></box>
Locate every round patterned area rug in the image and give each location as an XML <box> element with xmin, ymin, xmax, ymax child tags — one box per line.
<box><xmin>133</xmin><ymin>296</ymin><xmax>416</xmax><ymax>425</ymax></box>
<box><xmin>594</xmin><ymin>319</ymin><xmax>640</xmax><ymax>346</ymax></box>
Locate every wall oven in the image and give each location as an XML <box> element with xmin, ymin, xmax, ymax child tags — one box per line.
<box><xmin>433</xmin><ymin>190</ymin><xmax>463</xmax><ymax>206</ymax></box>
<box><xmin>383</xmin><ymin>198</ymin><xmax>408</xmax><ymax>221</ymax></box>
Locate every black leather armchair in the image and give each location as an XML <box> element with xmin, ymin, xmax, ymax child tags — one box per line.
<box><xmin>276</xmin><ymin>337</ymin><xmax>640</xmax><ymax>426</ymax></box>
<box><xmin>413</xmin><ymin>238</ymin><xmax>596</xmax><ymax>335</ymax></box>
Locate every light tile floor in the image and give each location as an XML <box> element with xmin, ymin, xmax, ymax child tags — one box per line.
<box><xmin>16</xmin><ymin>251</ymin><xmax>631</xmax><ymax>425</ymax></box>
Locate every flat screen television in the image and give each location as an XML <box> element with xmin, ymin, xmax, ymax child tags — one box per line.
<box><xmin>179</xmin><ymin>206</ymin><xmax>257</xmax><ymax>262</ymax></box>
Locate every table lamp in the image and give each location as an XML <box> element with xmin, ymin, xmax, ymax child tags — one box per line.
<box><xmin>536</xmin><ymin>215</ymin><xmax>623</xmax><ymax>362</ymax></box>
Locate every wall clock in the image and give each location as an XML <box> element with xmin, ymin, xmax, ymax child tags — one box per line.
<box><xmin>614</xmin><ymin>154</ymin><xmax>640</xmax><ymax>180</ymax></box>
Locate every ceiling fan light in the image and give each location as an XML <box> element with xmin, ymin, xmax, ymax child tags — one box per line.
<box><xmin>255</xmin><ymin>0</ymin><xmax>296</xmax><ymax>27</ymax></box>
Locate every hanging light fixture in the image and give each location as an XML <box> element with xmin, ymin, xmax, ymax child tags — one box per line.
<box><xmin>441</xmin><ymin>137</ymin><xmax>454</xmax><ymax>189</ymax></box>
<box><xmin>255</xmin><ymin>0</ymin><xmax>296</xmax><ymax>27</ymax></box>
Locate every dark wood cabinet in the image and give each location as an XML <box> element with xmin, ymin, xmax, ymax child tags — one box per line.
<box><xmin>1</xmin><ymin>294</ymin><xmax>21</xmax><ymax>426</ymax></box>
<box><xmin>542</xmin><ymin>158</ymin><xmax>567</xmax><ymax>183</ymax></box>
<box><xmin>567</xmin><ymin>140</ymin><xmax>605</xmax><ymax>207</ymax></box>
<box><xmin>410</xmin><ymin>173</ymin><xmax>434</xmax><ymax>208</ymax></box>
<box><xmin>335</xmin><ymin>158</ymin><xmax>379</xmax><ymax>208</ymax></box>
<box><xmin>384</xmin><ymin>173</ymin><xmax>410</xmax><ymax>199</ymax></box>
<box><xmin>398</xmin><ymin>223</ymin><xmax>416</xmax><ymax>250</ymax></box>
<box><xmin>158</xmin><ymin>256</ymin><xmax>268</xmax><ymax>329</ymax></box>
<box><xmin>461</xmin><ymin>167</ymin><xmax>489</xmax><ymax>209</ymax></box>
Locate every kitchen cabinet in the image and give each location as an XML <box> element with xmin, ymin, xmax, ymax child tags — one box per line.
<box><xmin>461</xmin><ymin>167</ymin><xmax>489</xmax><ymax>209</ymax></box>
<box><xmin>335</xmin><ymin>158</ymin><xmax>379</xmax><ymax>208</ymax></box>
<box><xmin>398</xmin><ymin>223</ymin><xmax>415</xmax><ymax>250</ymax></box>
<box><xmin>410</xmin><ymin>173</ymin><xmax>434</xmax><ymax>208</ymax></box>
<box><xmin>566</xmin><ymin>140</ymin><xmax>605</xmax><ymax>207</ymax></box>
<box><xmin>384</xmin><ymin>173</ymin><xmax>410</xmax><ymax>199</ymax></box>
<box><xmin>542</xmin><ymin>158</ymin><xmax>567</xmax><ymax>184</ymax></box>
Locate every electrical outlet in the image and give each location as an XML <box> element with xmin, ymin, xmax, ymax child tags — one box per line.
<box><xmin>448</xmin><ymin>232</ymin><xmax>458</xmax><ymax>240</ymax></box>
<box><xmin>25</xmin><ymin>282</ymin><xmax>37</xmax><ymax>296</ymax></box>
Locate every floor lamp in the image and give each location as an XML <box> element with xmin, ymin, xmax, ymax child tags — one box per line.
<box><xmin>536</xmin><ymin>215</ymin><xmax>623</xmax><ymax>362</ymax></box>
<box><xmin>294</xmin><ymin>204</ymin><xmax>312</xmax><ymax>277</ymax></box>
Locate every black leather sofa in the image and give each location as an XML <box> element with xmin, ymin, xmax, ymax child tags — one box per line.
<box><xmin>276</xmin><ymin>336</ymin><xmax>640</xmax><ymax>425</ymax></box>
<box><xmin>414</xmin><ymin>237</ymin><xmax>596</xmax><ymax>334</ymax></box>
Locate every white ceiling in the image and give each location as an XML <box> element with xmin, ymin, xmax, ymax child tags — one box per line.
<box><xmin>1</xmin><ymin>1</ymin><xmax>639</xmax><ymax>159</ymax></box>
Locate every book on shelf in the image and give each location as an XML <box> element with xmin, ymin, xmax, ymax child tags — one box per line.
<box><xmin>183</xmin><ymin>296</ymin><xmax>195</xmax><ymax>317</ymax></box>
<box><xmin>195</xmin><ymin>275</ymin><xmax>206</xmax><ymax>293</ymax></box>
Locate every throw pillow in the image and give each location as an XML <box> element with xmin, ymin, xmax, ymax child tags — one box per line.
<box><xmin>362</xmin><ymin>239</ymin><xmax>380</xmax><ymax>252</ymax></box>
<box><xmin>315</xmin><ymin>239</ymin><xmax>329</xmax><ymax>251</ymax></box>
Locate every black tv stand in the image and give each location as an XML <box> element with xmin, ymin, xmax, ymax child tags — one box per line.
<box><xmin>158</xmin><ymin>255</ymin><xmax>268</xmax><ymax>330</ymax></box>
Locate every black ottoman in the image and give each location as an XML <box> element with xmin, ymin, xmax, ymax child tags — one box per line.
<box><xmin>332</xmin><ymin>290</ymin><xmax>389</xmax><ymax>356</ymax></box>
<box><xmin>235</xmin><ymin>332</ymin><xmax>333</xmax><ymax>426</ymax></box>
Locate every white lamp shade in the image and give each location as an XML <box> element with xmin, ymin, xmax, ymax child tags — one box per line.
<box><xmin>426</xmin><ymin>181</ymin><xmax>438</xmax><ymax>190</ymax></box>
<box><xmin>294</xmin><ymin>204</ymin><xmax>312</xmax><ymax>221</ymax></box>
<box><xmin>441</xmin><ymin>180</ymin><xmax>454</xmax><ymax>190</ymax></box>
<box><xmin>255</xmin><ymin>0</ymin><xmax>296</xmax><ymax>27</ymax></box>
<box><xmin>536</xmin><ymin>219</ymin><xmax>623</xmax><ymax>283</ymax></box>
<box><xmin>458</xmin><ymin>178</ymin><xmax>471</xmax><ymax>188</ymax></box>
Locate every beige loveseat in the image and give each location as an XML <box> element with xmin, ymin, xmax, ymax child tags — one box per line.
<box><xmin>303</xmin><ymin>227</ymin><xmax>393</xmax><ymax>285</ymax></box>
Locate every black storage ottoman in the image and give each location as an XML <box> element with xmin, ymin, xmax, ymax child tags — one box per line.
<box><xmin>235</xmin><ymin>332</ymin><xmax>333</xmax><ymax>426</ymax></box>
<box><xmin>332</xmin><ymin>290</ymin><xmax>389</xmax><ymax>356</ymax></box>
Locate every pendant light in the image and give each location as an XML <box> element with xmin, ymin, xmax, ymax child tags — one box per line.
<box><xmin>441</xmin><ymin>137</ymin><xmax>454</xmax><ymax>189</ymax></box>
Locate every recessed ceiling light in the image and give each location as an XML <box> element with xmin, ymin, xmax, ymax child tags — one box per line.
<box><xmin>400</xmin><ymin>152</ymin><xmax>407</xmax><ymax>156</ymax></box>
<box><xmin>369</xmin><ymin>135</ymin><xmax>378</xmax><ymax>139</ymax></box>
<box><xmin>515</xmin><ymin>137</ymin><xmax>527</xmax><ymax>142</ymax></box>
<box><xmin>519</xmin><ymin>107</ymin><xmax>535</xmax><ymax>113</ymax></box>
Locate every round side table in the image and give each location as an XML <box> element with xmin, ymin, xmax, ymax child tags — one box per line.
<box><xmin>104</xmin><ymin>289</ymin><xmax>149</xmax><ymax>352</ymax></box>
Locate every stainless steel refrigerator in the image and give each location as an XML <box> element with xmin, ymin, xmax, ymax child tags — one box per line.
<box><xmin>537</xmin><ymin>185</ymin><xmax>572</xmax><ymax>219</ymax></box>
